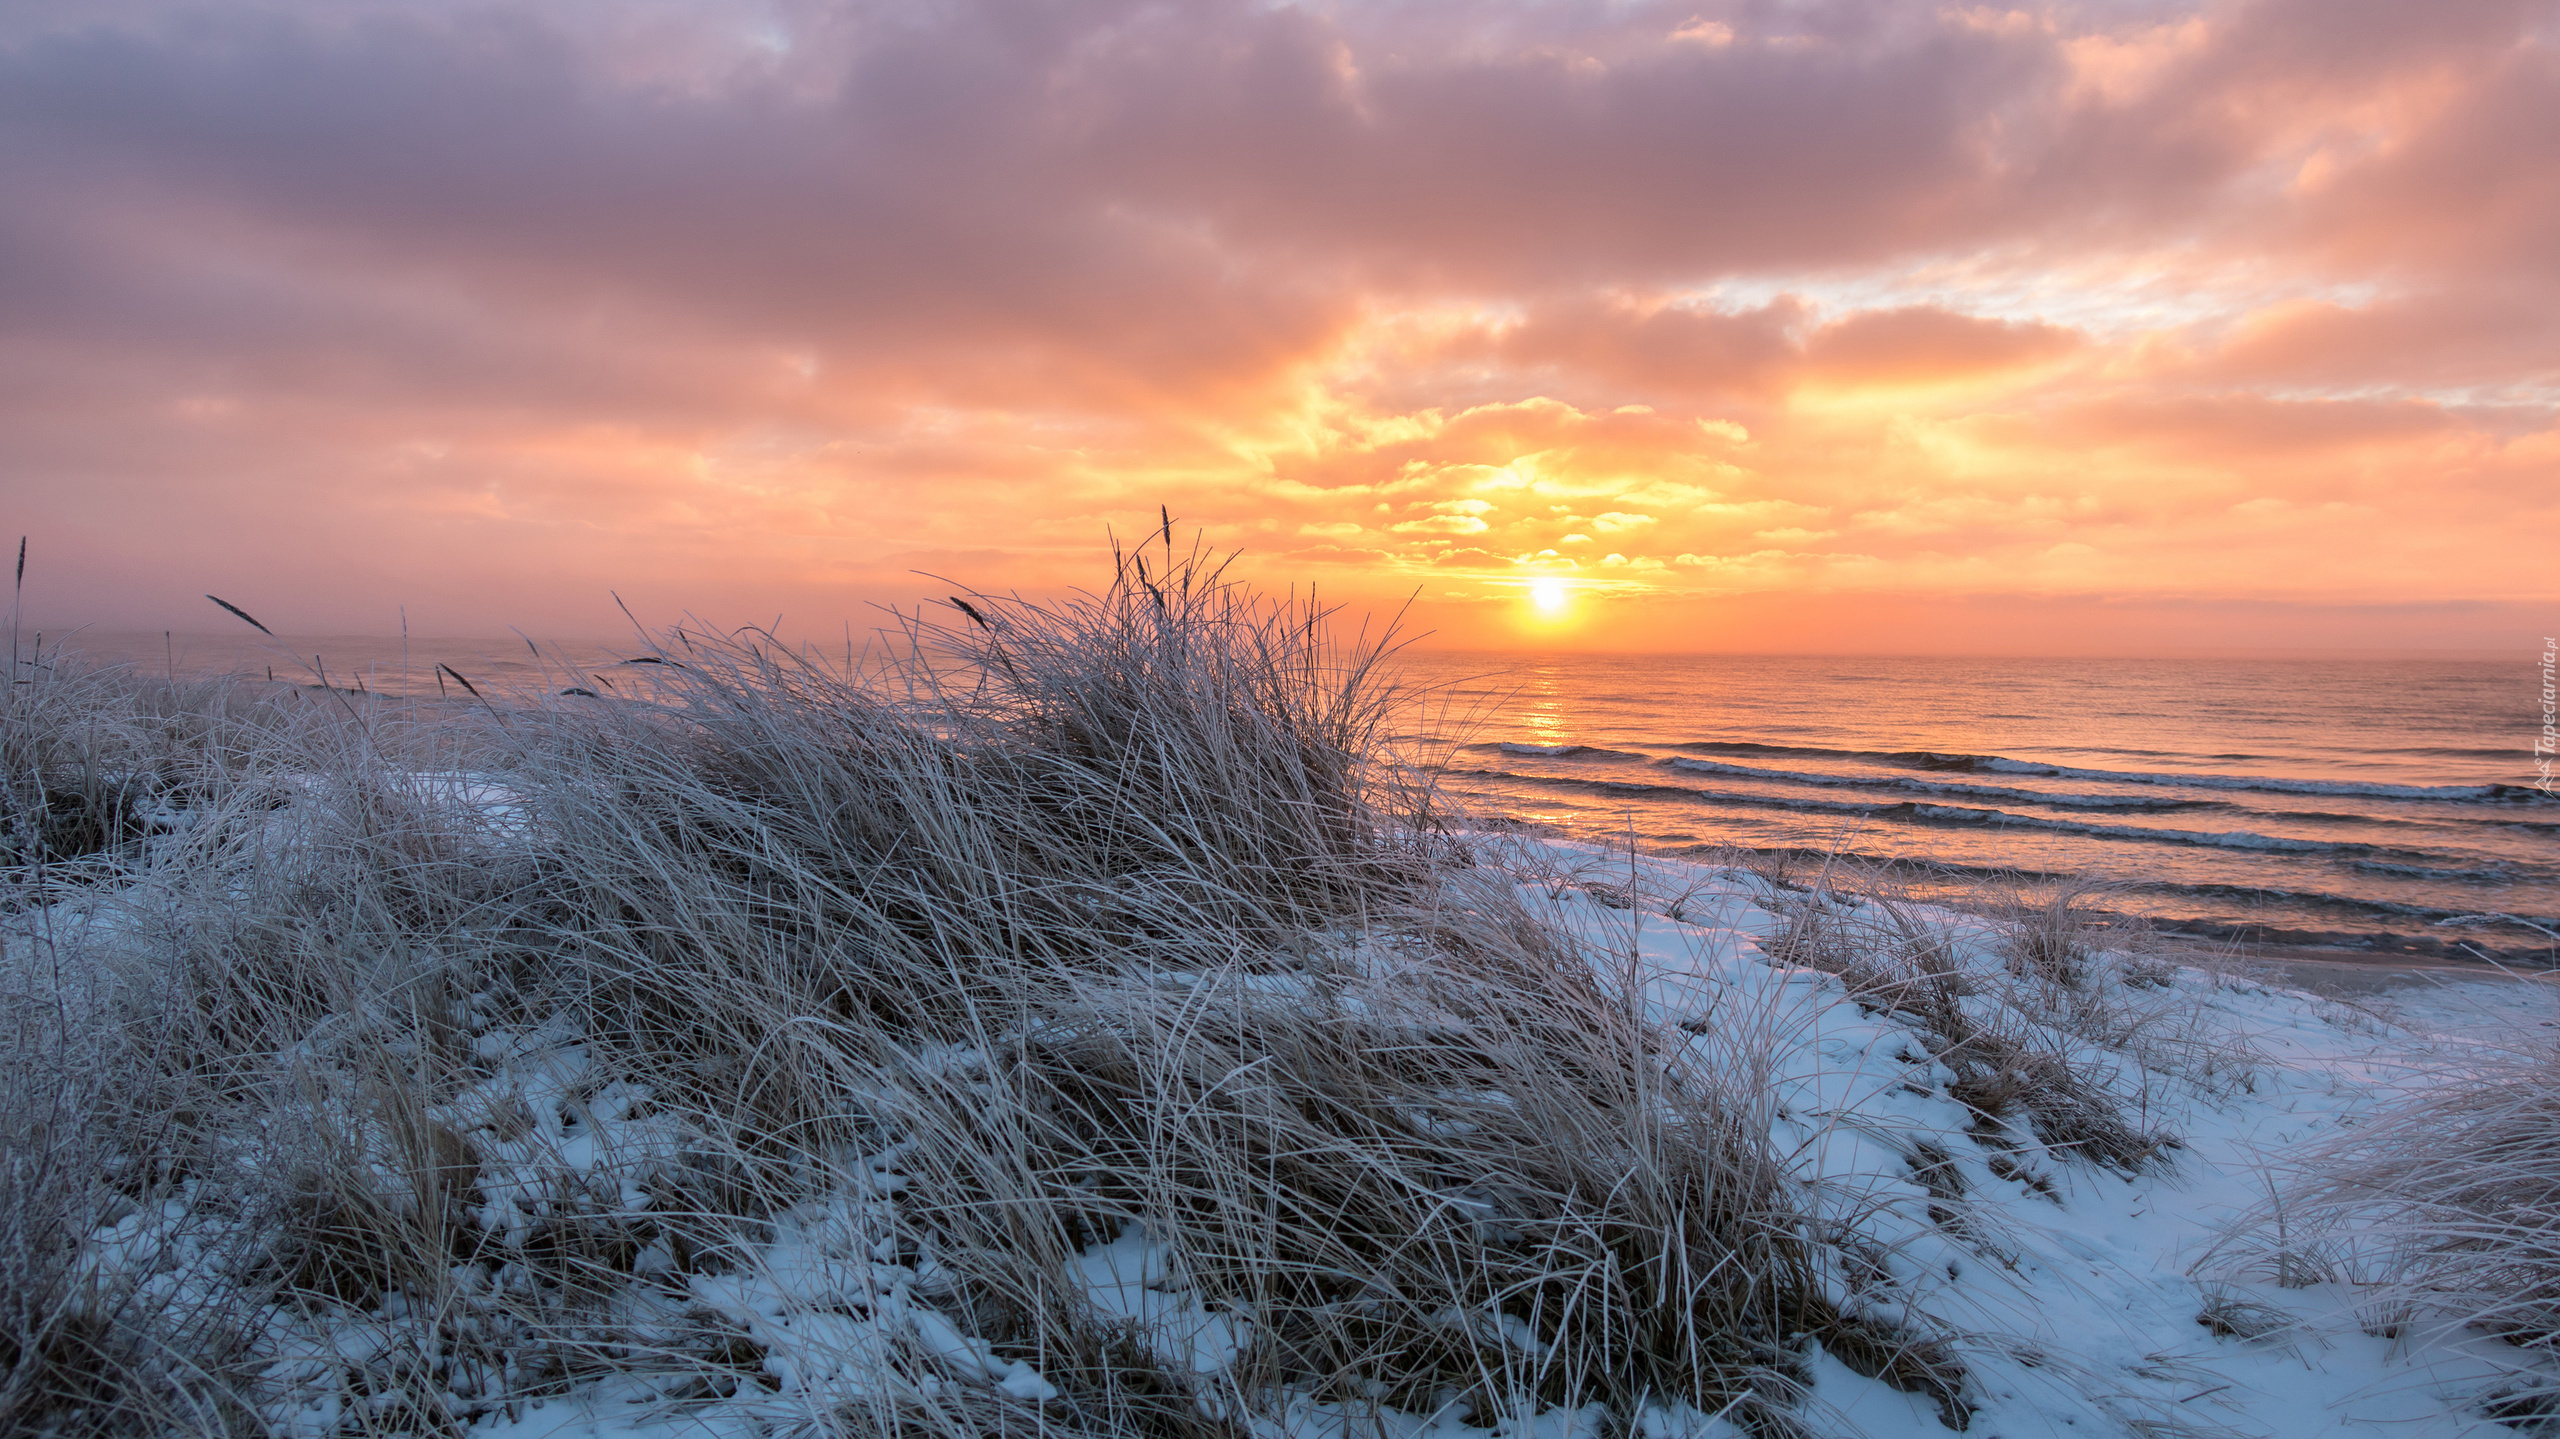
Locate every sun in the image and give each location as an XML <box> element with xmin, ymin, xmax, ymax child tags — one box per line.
<box><xmin>1529</xmin><ymin>578</ymin><xmax>1570</xmax><ymax>614</ymax></box>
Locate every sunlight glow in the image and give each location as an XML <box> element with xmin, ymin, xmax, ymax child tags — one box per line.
<box><xmin>1529</xmin><ymin>579</ymin><xmax>1571</xmax><ymax>613</ymax></box>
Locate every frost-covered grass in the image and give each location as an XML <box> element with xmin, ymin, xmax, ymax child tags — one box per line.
<box><xmin>5</xmin><ymin>554</ymin><xmax>2558</xmax><ymax>1439</ymax></box>
<box><xmin>2208</xmin><ymin>996</ymin><xmax>2560</xmax><ymax>1427</ymax></box>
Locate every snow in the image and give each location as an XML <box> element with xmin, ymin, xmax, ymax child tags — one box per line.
<box><xmin>1417</xmin><ymin>843</ymin><xmax>2560</xmax><ymax>1438</ymax></box>
<box><xmin>1070</xmin><ymin>1222</ymin><xmax>1253</xmax><ymax>1374</ymax></box>
<box><xmin>43</xmin><ymin>835</ymin><xmax>2560</xmax><ymax>1439</ymax></box>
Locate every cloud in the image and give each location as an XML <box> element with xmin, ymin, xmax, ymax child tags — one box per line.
<box><xmin>0</xmin><ymin>0</ymin><xmax>2548</xmax><ymax>644</ymax></box>
<box><xmin>1488</xmin><ymin>297</ymin><xmax>1804</xmax><ymax>401</ymax></box>
<box><xmin>2196</xmin><ymin>294</ymin><xmax>2560</xmax><ymax>392</ymax></box>
<box><xmin>1802</xmin><ymin>306</ymin><xmax>2084</xmax><ymax>385</ymax></box>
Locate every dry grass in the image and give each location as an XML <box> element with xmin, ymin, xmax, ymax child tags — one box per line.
<box><xmin>0</xmin><ymin>885</ymin><xmax>259</xmax><ymax>1434</ymax></box>
<box><xmin>2213</xmin><ymin>1015</ymin><xmax>2560</xmax><ymax>1421</ymax></box>
<box><xmin>0</xmin><ymin>550</ymin><xmax>1862</xmax><ymax>1437</ymax></box>
<box><xmin>12</xmin><ymin>543</ymin><xmax>2371</xmax><ymax>1437</ymax></box>
<box><xmin>1745</xmin><ymin>867</ymin><xmax>2193</xmax><ymax>1176</ymax></box>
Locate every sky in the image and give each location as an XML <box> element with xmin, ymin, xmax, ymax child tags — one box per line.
<box><xmin>3</xmin><ymin>0</ymin><xmax>2555</xmax><ymax>654</ymax></box>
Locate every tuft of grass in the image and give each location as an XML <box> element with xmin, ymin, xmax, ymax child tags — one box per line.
<box><xmin>2214</xmin><ymin>1012</ymin><xmax>2560</xmax><ymax>1415</ymax></box>
<box><xmin>1998</xmin><ymin>878</ymin><xmax>2111</xmax><ymax>992</ymax></box>
<box><xmin>1754</xmin><ymin>867</ymin><xmax>2185</xmax><ymax>1176</ymax></box>
<box><xmin>0</xmin><ymin>941</ymin><xmax>257</xmax><ymax>1435</ymax></box>
<box><xmin>2191</xmin><ymin>1292</ymin><xmax>2294</xmax><ymax>1343</ymax></box>
<box><xmin>0</xmin><ymin>551</ymin><xmax>1884</xmax><ymax>1434</ymax></box>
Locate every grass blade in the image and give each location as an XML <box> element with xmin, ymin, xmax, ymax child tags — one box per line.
<box><xmin>204</xmin><ymin>594</ymin><xmax>274</xmax><ymax>636</ymax></box>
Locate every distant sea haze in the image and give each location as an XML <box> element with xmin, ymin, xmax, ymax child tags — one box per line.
<box><xmin>1390</xmin><ymin>652</ymin><xmax>2558</xmax><ymax>964</ymax></box>
<box><xmin>59</xmin><ymin>633</ymin><xmax>2560</xmax><ymax>963</ymax></box>
<box><xmin>60</xmin><ymin>632</ymin><xmax>644</xmax><ymax>699</ymax></box>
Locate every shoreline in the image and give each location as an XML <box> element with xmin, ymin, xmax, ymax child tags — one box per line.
<box><xmin>2152</xmin><ymin>935</ymin><xmax>2560</xmax><ymax>995</ymax></box>
<box><xmin>2139</xmin><ymin>918</ymin><xmax>2555</xmax><ymax>969</ymax></box>
<box><xmin>2241</xmin><ymin>951</ymin><xmax>2559</xmax><ymax>996</ymax></box>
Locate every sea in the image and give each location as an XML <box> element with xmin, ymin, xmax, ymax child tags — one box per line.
<box><xmin>43</xmin><ymin>631</ymin><xmax>2560</xmax><ymax>964</ymax></box>
<box><xmin>1388</xmin><ymin>650</ymin><xmax>2558</xmax><ymax>965</ymax></box>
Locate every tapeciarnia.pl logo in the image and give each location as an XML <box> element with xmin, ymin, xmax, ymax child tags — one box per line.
<box><xmin>2538</xmin><ymin>635</ymin><xmax>2557</xmax><ymax>796</ymax></box>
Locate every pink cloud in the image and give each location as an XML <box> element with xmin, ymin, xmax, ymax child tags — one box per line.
<box><xmin>1802</xmin><ymin>307</ymin><xmax>2083</xmax><ymax>384</ymax></box>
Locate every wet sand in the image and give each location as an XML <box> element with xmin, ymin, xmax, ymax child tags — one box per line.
<box><xmin>2162</xmin><ymin>939</ymin><xmax>2559</xmax><ymax>998</ymax></box>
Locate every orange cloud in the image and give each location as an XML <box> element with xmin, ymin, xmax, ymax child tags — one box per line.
<box><xmin>1801</xmin><ymin>307</ymin><xmax>2083</xmax><ymax>387</ymax></box>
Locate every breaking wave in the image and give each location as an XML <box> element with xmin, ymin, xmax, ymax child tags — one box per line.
<box><xmin>1669</xmin><ymin>741</ymin><xmax>2546</xmax><ymax>802</ymax></box>
<box><xmin>1660</xmin><ymin>756</ymin><xmax>2205</xmax><ymax>811</ymax></box>
<box><xmin>1454</xmin><ymin>768</ymin><xmax>2393</xmax><ymax>854</ymax></box>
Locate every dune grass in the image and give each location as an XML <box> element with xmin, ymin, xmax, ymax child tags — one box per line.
<box><xmin>2210</xmin><ymin>1005</ymin><xmax>2560</xmax><ymax>1424</ymax></box>
<box><xmin>0</xmin><ymin>552</ymin><xmax>1860</xmax><ymax>1437</ymax></box>
<box><xmin>9</xmin><ymin>547</ymin><xmax>2532</xmax><ymax>1438</ymax></box>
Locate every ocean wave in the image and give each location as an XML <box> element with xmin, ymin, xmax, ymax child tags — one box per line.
<box><xmin>1451</xmin><ymin>767</ymin><xmax>2381</xmax><ymax>854</ymax></box>
<box><xmin>1900</xmin><ymin>806</ymin><xmax>2353</xmax><ymax>852</ymax></box>
<box><xmin>2252</xmin><ymin>806</ymin><xmax>2457</xmax><ymax>830</ymax></box>
<box><xmin>2347</xmin><ymin>859</ymin><xmax>2517</xmax><ymax>884</ymax></box>
<box><xmin>1447</xmin><ymin>768</ymin><xmax>1919</xmax><ymax>819</ymax></box>
<box><xmin>1963</xmin><ymin>756</ymin><xmax>2536</xmax><ymax>802</ymax></box>
<box><xmin>1661</xmin><ymin>756</ymin><xmax>2207</xmax><ymax>811</ymax></box>
<box><xmin>2406</xmin><ymin>746</ymin><xmax>2529</xmax><ymax>759</ymax></box>
<box><xmin>1646</xmin><ymin>843</ymin><xmax>2547</xmax><ymax>935</ymax></box>
<box><xmin>2120</xmin><ymin>879</ymin><xmax>2558</xmax><ymax>928</ymax></box>
<box><xmin>1675</xmin><ymin>741</ymin><xmax>1889</xmax><ymax>760</ymax></box>
<box><xmin>1657</xmin><ymin>843</ymin><xmax>2081</xmax><ymax>883</ymax></box>
<box><xmin>1483</xmin><ymin>741</ymin><xmax>1646</xmax><ymax>759</ymax></box>
<box><xmin>1668</xmin><ymin>740</ymin><xmax>2540</xmax><ymax>802</ymax></box>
